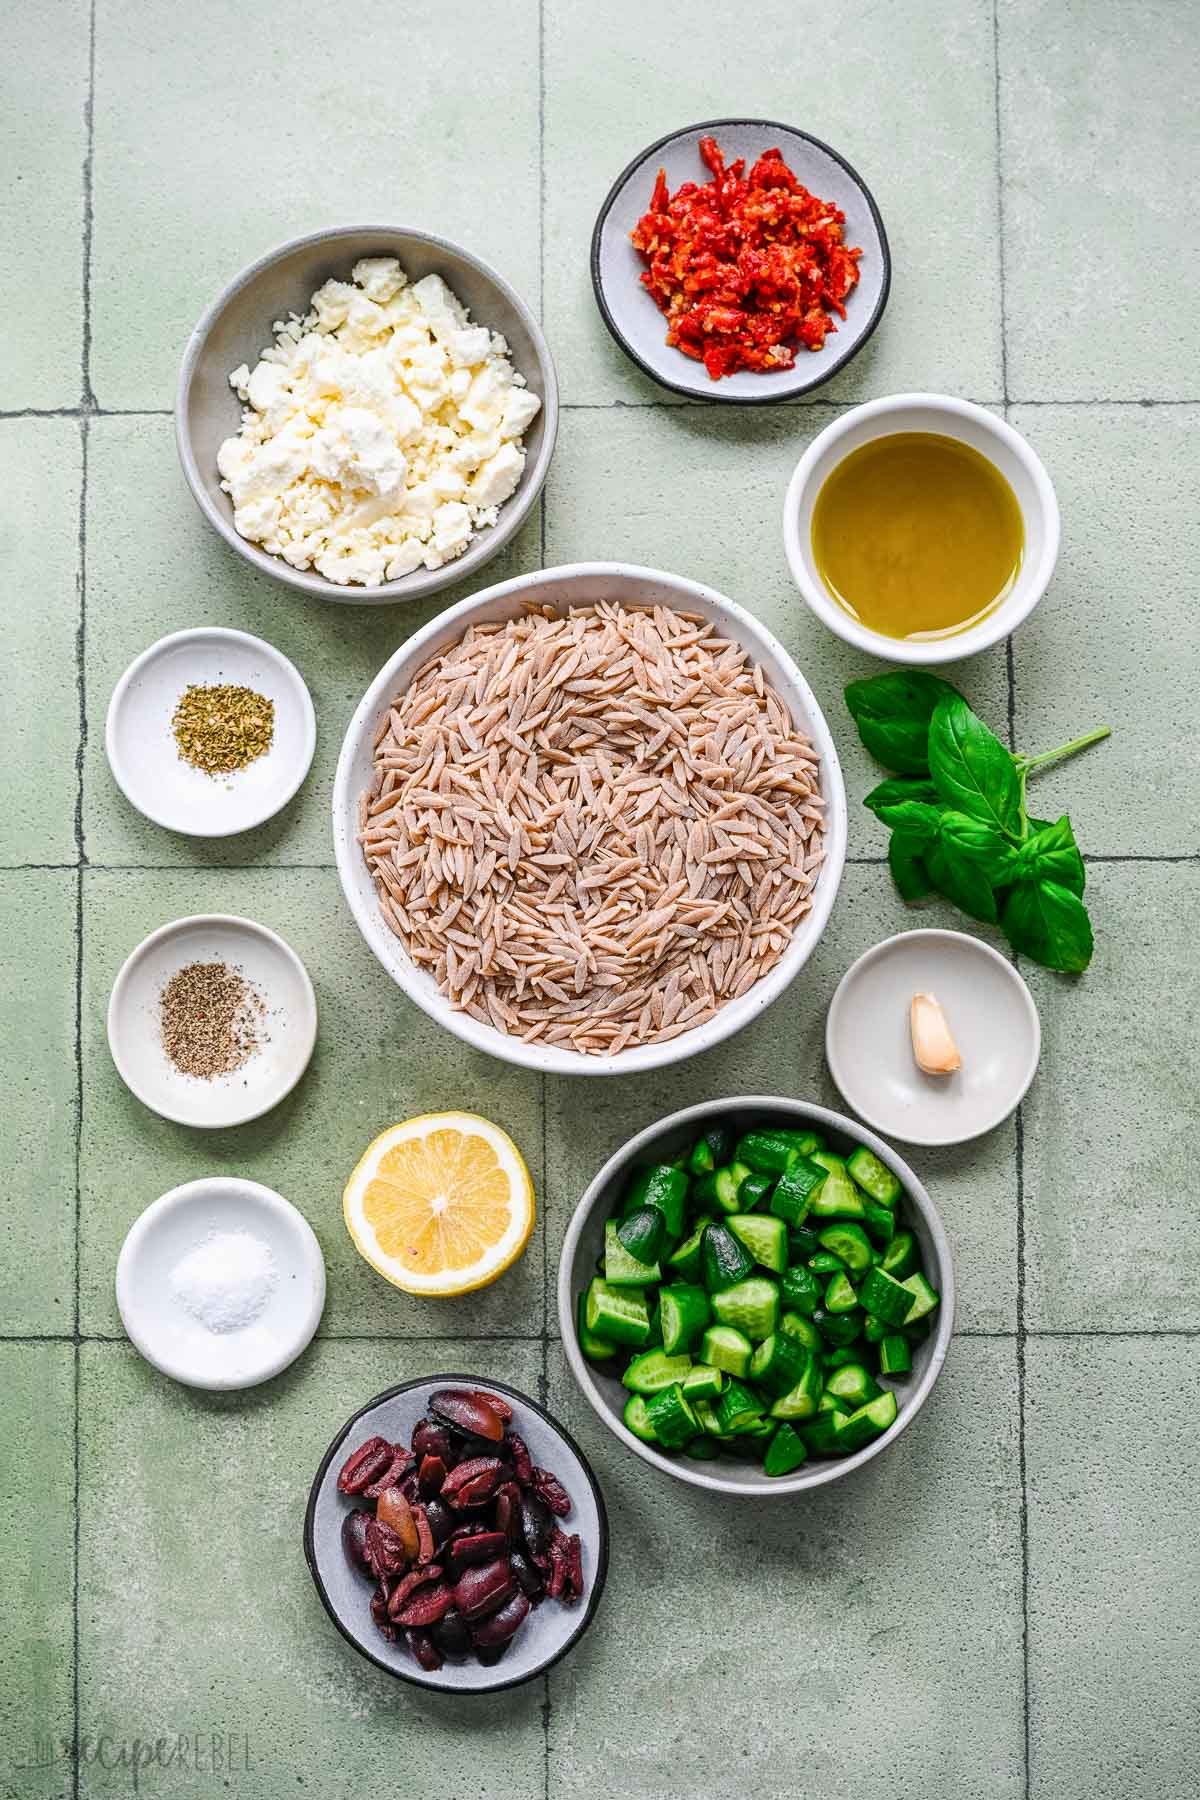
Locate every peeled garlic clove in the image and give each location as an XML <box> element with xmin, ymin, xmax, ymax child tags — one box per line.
<box><xmin>910</xmin><ymin>992</ymin><xmax>962</xmax><ymax>1075</ymax></box>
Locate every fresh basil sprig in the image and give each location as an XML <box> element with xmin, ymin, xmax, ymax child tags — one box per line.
<box><xmin>846</xmin><ymin>675</ymin><xmax>1110</xmax><ymax>973</ymax></box>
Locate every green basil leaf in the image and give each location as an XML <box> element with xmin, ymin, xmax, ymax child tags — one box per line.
<box><xmin>844</xmin><ymin>672</ymin><xmax>963</xmax><ymax>775</ymax></box>
<box><xmin>928</xmin><ymin>695</ymin><xmax>1024</xmax><ymax>839</ymax></box>
<box><xmin>863</xmin><ymin>776</ymin><xmax>941</xmax><ymax>817</ymax></box>
<box><xmin>925</xmin><ymin>839</ymin><xmax>999</xmax><ymax>924</ymax></box>
<box><xmin>1015</xmin><ymin>815</ymin><xmax>1086</xmax><ymax>897</ymax></box>
<box><xmin>875</xmin><ymin>798</ymin><xmax>944</xmax><ymax>844</ymax></box>
<box><xmin>939</xmin><ymin>811</ymin><xmax>1022</xmax><ymax>885</ymax></box>
<box><xmin>1002</xmin><ymin>879</ymin><xmax>1094</xmax><ymax>973</ymax></box>
<box><xmin>888</xmin><ymin>835</ymin><xmax>934</xmax><ymax>901</ymax></box>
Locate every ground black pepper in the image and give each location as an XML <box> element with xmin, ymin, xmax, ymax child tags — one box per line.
<box><xmin>159</xmin><ymin>962</ymin><xmax>263</xmax><ymax>1079</ymax></box>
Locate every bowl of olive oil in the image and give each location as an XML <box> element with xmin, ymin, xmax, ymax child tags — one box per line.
<box><xmin>782</xmin><ymin>394</ymin><xmax>1060</xmax><ymax>664</ymax></box>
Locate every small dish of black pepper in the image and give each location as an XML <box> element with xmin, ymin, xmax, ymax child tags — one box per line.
<box><xmin>105</xmin><ymin>626</ymin><xmax>316</xmax><ymax>838</ymax></box>
<box><xmin>107</xmin><ymin>914</ymin><xmax>318</xmax><ymax>1128</ymax></box>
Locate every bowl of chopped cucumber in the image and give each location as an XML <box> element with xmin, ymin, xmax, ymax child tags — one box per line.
<box><xmin>558</xmin><ymin>1097</ymin><xmax>953</xmax><ymax>1495</ymax></box>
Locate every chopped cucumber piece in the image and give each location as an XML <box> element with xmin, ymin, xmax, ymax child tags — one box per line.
<box><xmin>622</xmin><ymin>1164</ymin><xmax>688</xmax><ymax>1238</ymax></box>
<box><xmin>780</xmin><ymin>1263</ymin><xmax>823</xmax><ymax>1314</ymax></box>
<box><xmin>577</xmin><ymin>1293</ymin><xmax>618</xmax><ymax>1363</ymax></box>
<box><xmin>824</xmin><ymin>1271</ymin><xmax>859</xmax><ymax>1313</ymax></box>
<box><xmin>701</xmin><ymin>1221</ymin><xmax>755</xmax><ymax>1292</ymax></box>
<box><xmin>837</xmin><ymin>1388</ymin><xmax>898</xmax><ymax>1452</ymax></box>
<box><xmin>899</xmin><ymin>1271</ymin><xmax>940</xmax><ymax>1324</ymax></box>
<box><xmin>807</xmin><ymin>1250</ymin><xmax>845</xmax><ymax>1275</ymax></box>
<box><xmin>657</xmin><ymin>1282</ymin><xmax>711</xmax><ymax>1355</ymax></box>
<box><xmin>802</xmin><ymin>1408</ymin><xmax>857</xmax><ymax>1455</ymax></box>
<box><xmin>623</xmin><ymin>1392</ymin><xmax>657</xmax><ymax>1442</ymax></box>
<box><xmin>666</xmin><ymin>1217</ymin><xmax>711</xmax><ymax>1282</ymax></box>
<box><xmin>767</xmin><ymin>1350</ymin><xmax>823</xmax><ymax>1419</ymax></box>
<box><xmin>779</xmin><ymin>1311</ymin><xmax>824</xmax><ymax>1354</ymax></box>
<box><xmin>710</xmin><ymin>1277</ymin><xmax>780</xmax><ymax>1342</ymax></box>
<box><xmin>616</xmin><ymin>1205</ymin><xmax>666</xmax><ymax>1266</ymax></box>
<box><xmin>881</xmin><ymin>1231</ymin><xmax>918</xmax><ymax>1280</ymax></box>
<box><xmin>645</xmin><ymin>1383</ymin><xmax>699</xmax><ymax>1449</ymax></box>
<box><xmin>736</xmin><ymin>1128</ymin><xmax>813</xmax><ymax>1175</ymax></box>
<box><xmin>693</xmin><ymin>1397</ymin><xmax>725</xmax><ymax>1437</ymax></box>
<box><xmin>878</xmin><ymin>1333</ymin><xmax>912</xmax><ymax>1376</ymax></box>
<box><xmin>812</xmin><ymin>1305</ymin><xmax>864</xmax><ymax>1346</ymax></box>
<box><xmin>604</xmin><ymin>1219</ymin><xmax>661</xmax><ymax>1286</ymax></box>
<box><xmin>817</xmin><ymin>1222</ymin><xmax>874</xmax><ymax>1274</ymax></box>
<box><xmin>823</xmin><ymin>1362</ymin><xmax>882</xmax><ymax>1412</ymax></box>
<box><xmin>700</xmin><ymin>1324</ymin><xmax>753</xmax><ymax>1378</ymax></box>
<box><xmin>846</xmin><ymin>1145</ymin><xmax>901</xmax><ymax>1207</ymax></box>
<box><xmin>585</xmin><ymin>1277</ymin><xmax>652</xmax><ymax>1347</ymax></box>
<box><xmin>695</xmin><ymin>1162</ymin><xmax>752</xmax><ymax>1215</ymax></box>
<box><xmin>683</xmin><ymin>1435</ymin><xmax>720</xmax><ymax>1460</ymax></box>
<box><xmin>727</xmin><ymin>1212</ymin><xmax>787</xmax><ymax>1273</ymax></box>
<box><xmin>763</xmin><ymin>1422</ymin><xmax>809</xmax><ymax>1476</ymax></box>
<box><xmin>862</xmin><ymin>1203</ymin><xmax>897</xmax><ymax>1246</ymax></box>
<box><xmin>715</xmin><ymin>1379</ymin><xmax>764</xmax><ymax>1434</ymax></box>
<box><xmin>748</xmin><ymin>1331</ymin><xmax>810</xmax><ymax>1398</ymax></box>
<box><xmin>738</xmin><ymin>1172</ymin><xmax>774</xmax><ymax>1210</ymax></box>
<box><xmin>621</xmin><ymin>1349</ymin><xmax>693</xmax><ymax>1394</ymax></box>
<box><xmin>682</xmin><ymin>1363</ymin><xmax>725</xmax><ymax>1401</ymax></box>
<box><xmin>859</xmin><ymin>1265</ymin><xmax>916</xmax><ymax>1327</ymax></box>
<box><xmin>807</xmin><ymin>1160</ymin><xmax>868</xmax><ymax>1220</ymax></box>
<box><xmin>769</xmin><ymin>1156</ymin><xmax>826</xmax><ymax>1224</ymax></box>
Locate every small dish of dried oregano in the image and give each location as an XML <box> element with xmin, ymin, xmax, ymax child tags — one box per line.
<box><xmin>107</xmin><ymin>913</ymin><xmax>317</xmax><ymax>1128</ymax></box>
<box><xmin>105</xmin><ymin>626</ymin><xmax>316</xmax><ymax>838</ymax></box>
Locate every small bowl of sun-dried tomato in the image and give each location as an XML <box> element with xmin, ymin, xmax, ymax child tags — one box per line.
<box><xmin>592</xmin><ymin>120</ymin><xmax>890</xmax><ymax>402</ymax></box>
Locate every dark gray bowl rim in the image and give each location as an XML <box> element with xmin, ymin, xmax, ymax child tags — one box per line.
<box><xmin>303</xmin><ymin>1374</ymin><xmax>609</xmax><ymax>1693</ymax></box>
<box><xmin>557</xmin><ymin>1096</ymin><xmax>954</xmax><ymax>1496</ymax></box>
<box><xmin>590</xmin><ymin>117</ymin><xmax>892</xmax><ymax>405</ymax></box>
<box><xmin>175</xmin><ymin>223</ymin><xmax>559</xmax><ymax>604</ymax></box>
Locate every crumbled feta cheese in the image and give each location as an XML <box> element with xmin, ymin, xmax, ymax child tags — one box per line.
<box><xmin>217</xmin><ymin>259</ymin><xmax>541</xmax><ymax>585</ymax></box>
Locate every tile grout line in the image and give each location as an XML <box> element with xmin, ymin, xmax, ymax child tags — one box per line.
<box><xmin>6</xmin><ymin>1326</ymin><xmax>1197</xmax><ymax>1345</ymax></box>
<box><xmin>73</xmin><ymin>7</ymin><xmax>96</xmax><ymax>1791</ymax></box>
<box><xmin>993</xmin><ymin>5</ymin><xmax>1031</xmax><ymax>1792</ymax></box>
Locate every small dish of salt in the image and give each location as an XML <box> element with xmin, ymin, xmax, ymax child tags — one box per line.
<box><xmin>116</xmin><ymin>1177</ymin><xmax>326</xmax><ymax>1390</ymax></box>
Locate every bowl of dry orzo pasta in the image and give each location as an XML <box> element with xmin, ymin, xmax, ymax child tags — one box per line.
<box><xmin>333</xmin><ymin>564</ymin><xmax>847</xmax><ymax>1074</ymax></box>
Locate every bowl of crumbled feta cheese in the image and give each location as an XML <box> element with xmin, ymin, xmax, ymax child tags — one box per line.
<box><xmin>176</xmin><ymin>227</ymin><xmax>557</xmax><ymax>602</ymax></box>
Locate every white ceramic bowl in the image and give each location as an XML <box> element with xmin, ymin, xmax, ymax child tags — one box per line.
<box><xmin>782</xmin><ymin>393</ymin><xmax>1061</xmax><ymax>664</ymax></box>
<box><xmin>105</xmin><ymin>627</ymin><xmax>316</xmax><ymax>837</ymax></box>
<box><xmin>826</xmin><ymin>929</ymin><xmax>1041</xmax><ymax>1145</ymax></box>
<box><xmin>558</xmin><ymin>1096</ymin><xmax>954</xmax><ymax>1496</ymax></box>
<box><xmin>108</xmin><ymin>914</ymin><xmax>318</xmax><ymax>1128</ymax></box>
<box><xmin>332</xmin><ymin>562</ymin><xmax>848</xmax><ymax>1076</ymax></box>
<box><xmin>177</xmin><ymin>225</ymin><xmax>558</xmax><ymax>606</ymax></box>
<box><xmin>116</xmin><ymin>1177</ymin><xmax>326</xmax><ymax>1390</ymax></box>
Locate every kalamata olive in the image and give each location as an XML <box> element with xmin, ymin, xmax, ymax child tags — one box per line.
<box><xmin>506</xmin><ymin>1430</ymin><xmax>534</xmax><ymax>1486</ymax></box>
<box><xmin>452</xmin><ymin>1557</ymin><xmax>516</xmax><ymax>1621</ymax></box>
<box><xmin>411</xmin><ymin>1420</ymin><xmax>456</xmax><ymax>1465</ymax></box>
<box><xmin>442</xmin><ymin>1457</ymin><xmax>504</xmax><ymax>1507</ymax></box>
<box><xmin>405</xmin><ymin>1628</ymin><xmax>444</xmax><ymax>1671</ymax></box>
<box><xmin>392</xmin><ymin>1578</ymin><xmax>454</xmax><ymax>1628</ymax></box>
<box><xmin>410</xmin><ymin>1503</ymin><xmax>436</xmax><ymax>1565</ymax></box>
<box><xmin>341</xmin><ymin>1508</ymin><xmax>374</xmax><ymax>1576</ymax></box>
<box><xmin>493</xmin><ymin>1481</ymin><xmax>521</xmax><ymax>1544</ymax></box>
<box><xmin>445</xmin><ymin>1531</ymin><xmax>509</xmax><ymax>1577</ymax></box>
<box><xmin>386</xmin><ymin>1564</ymin><xmax>444</xmax><ymax>1620</ymax></box>
<box><xmin>365</xmin><ymin>1517</ymin><xmax>408</xmax><ymax>1579</ymax></box>
<box><xmin>509</xmin><ymin>1549</ymin><xmax>544</xmax><ymax>1601</ymax></box>
<box><xmin>430</xmin><ymin>1608</ymin><xmax>472</xmax><ymax>1660</ymax></box>
<box><xmin>470</xmin><ymin>1589</ymin><xmax>530</xmax><ymax>1648</ymax></box>
<box><xmin>530</xmin><ymin>1467</ymin><xmax>572</xmax><ymax>1518</ymax></box>
<box><xmin>376</xmin><ymin>1487</ymin><xmax>419</xmax><ymax>1562</ymax></box>
<box><xmin>369</xmin><ymin>1586</ymin><xmax>398</xmax><ymax>1642</ymax></box>
<box><xmin>418</xmin><ymin>1454</ymin><xmax>447</xmax><ymax>1498</ymax></box>
<box><xmin>519</xmin><ymin>1491</ymin><xmax>552</xmax><ymax>1560</ymax></box>
<box><xmin>423</xmin><ymin>1498</ymin><xmax>454</xmax><ymax>1547</ymax></box>
<box><xmin>469</xmin><ymin>1388</ymin><xmax>513</xmax><ymax>1422</ymax></box>
<box><xmin>429</xmin><ymin>1389</ymin><xmax>505</xmax><ymax>1442</ymax></box>
<box><xmin>362</xmin><ymin>1447</ymin><xmax>414</xmax><ymax>1500</ymax></box>
<box><xmin>473</xmin><ymin>1640</ymin><xmax>510</xmax><ymax>1666</ymax></box>
<box><xmin>336</xmin><ymin>1435</ymin><xmax>393</xmax><ymax>1495</ymax></box>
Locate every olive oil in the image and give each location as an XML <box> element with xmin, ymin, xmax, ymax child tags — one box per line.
<box><xmin>811</xmin><ymin>431</ymin><xmax>1024</xmax><ymax>641</ymax></box>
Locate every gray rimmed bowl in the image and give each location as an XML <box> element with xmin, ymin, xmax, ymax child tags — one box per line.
<box><xmin>558</xmin><ymin>1097</ymin><xmax>954</xmax><ymax>1497</ymax></box>
<box><xmin>592</xmin><ymin>119</ymin><xmax>890</xmax><ymax>403</ymax></box>
<box><xmin>304</xmin><ymin>1376</ymin><xmax>608</xmax><ymax>1693</ymax></box>
<box><xmin>176</xmin><ymin>225</ymin><xmax>558</xmax><ymax>605</ymax></box>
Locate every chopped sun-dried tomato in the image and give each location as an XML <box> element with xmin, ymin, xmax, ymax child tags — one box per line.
<box><xmin>630</xmin><ymin>136</ymin><xmax>863</xmax><ymax>381</ymax></box>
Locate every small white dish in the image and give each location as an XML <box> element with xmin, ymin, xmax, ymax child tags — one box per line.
<box><xmin>108</xmin><ymin>914</ymin><xmax>317</xmax><ymax>1128</ymax></box>
<box><xmin>105</xmin><ymin>627</ymin><xmax>316</xmax><ymax>836</ymax></box>
<box><xmin>825</xmin><ymin>929</ymin><xmax>1040</xmax><ymax>1146</ymax></box>
<box><xmin>783</xmin><ymin>393</ymin><xmax>1061</xmax><ymax>665</ymax></box>
<box><xmin>116</xmin><ymin>1177</ymin><xmax>326</xmax><ymax>1390</ymax></box>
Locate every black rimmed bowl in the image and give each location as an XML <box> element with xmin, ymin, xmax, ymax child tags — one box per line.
<box><xmin>558</xmin><ymin>1098</ymin><xmax>954</xmax><ymax>1497</ymax></box>
<box><xmin>591</xmin><ymin>119</ymin><xmax>890</xmax><ymax>403</ymax></box>
<box><xmin>304</xmin><ymin>1376</ymin><xmax>608</xmax><ymax>1692</ymax></box>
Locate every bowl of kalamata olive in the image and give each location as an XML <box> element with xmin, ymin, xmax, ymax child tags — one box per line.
<box><xmin>304</xmin><ymin>1377</ymin><xmax>609</xmax><ymax>1692</ymax></box>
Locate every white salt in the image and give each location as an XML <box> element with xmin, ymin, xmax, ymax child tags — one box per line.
<box><xmin>169</xmin><ymin>1227</ymin><xmax>277</xmax><ymax>1333</ymax></box>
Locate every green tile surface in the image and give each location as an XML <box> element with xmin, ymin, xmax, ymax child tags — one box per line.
<box><xmin>0</xmin><ymin>1345</ymin><xmax>75</xmax><ymax>1800</ymax></box>
<box><xmin>79</xmin><ymin>868</ymin><xmax>545</xmax><ymax>1337</ymax></box>
<box><xmin>0</xmin><ymin>872</ymin><xmax>77</xmax><ymax>1336</ymax></box>
<box><xmin>1026</xmin><ymin>1335</ymin><xmax>1200</xmax><ymax>1798</ymax></box>
<box><xmin>544</xmin><ymin>0</ymin><xmax>1003</xmax><ymax>407</ymax></box>
<box><xmin>0</xmin><ymin>421</ymin><xmax>82</xmax><ymax>865</ymax></box>
<box><xmin>547</xmin><ymin>1338</ymin><xmax>1023</xmax><ymax>1799</ymax></box>
<box><xmin>1000</xmin><ymin>0</ymin><xmax>1200</xmax><ymax>400</ymax></box>
<box><xmin>0</xmin><ymin>0</ymin><xmax>88</xmax><ymax>409</ymax></box>
<box><xmin>1022</xmin><ymin>864</ymin><xmax>1197</xmax><ymax>1331</ymax></box>
<box><xmin>6</xmin><ymin>2</ymin><xmax>1199</xmax><ymax>1796</ymax></box>
<box><xmin>77</xmin><ymin>1340</ymin><xmax>544</xmax><ymax>1799</ymax></box>
<box><xmin>89</xmin><ymin>0</ymin><xmax>542</xmax><ymax>408</ymax></box>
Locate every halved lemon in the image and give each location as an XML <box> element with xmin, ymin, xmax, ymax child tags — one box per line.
<box><xmin>343</xmin><ymin>1113</ymin><xmax>535</xmax><ymax>1297</ymax></box>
